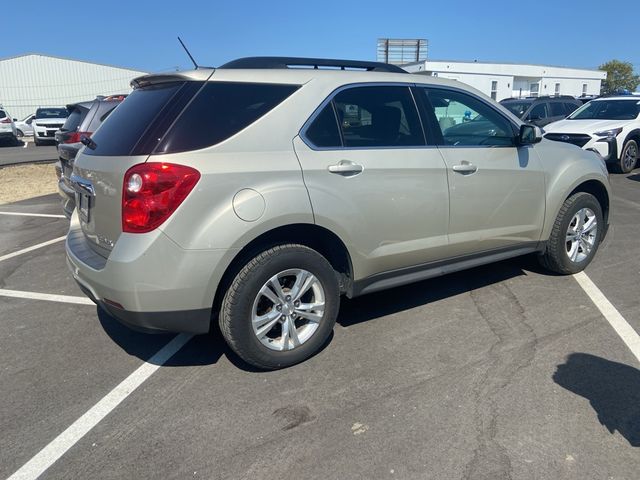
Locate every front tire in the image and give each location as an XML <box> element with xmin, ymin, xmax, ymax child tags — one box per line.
<box><xmin>16</xmin><ymin>129</ymin><xmax>24</xmax><ymax>138</ymax></box>
<box><xmin>539</xmin><ymin>192</ymin><xmax>603</xmax><ymax>274</ymax></box>
<box><xmin>34</xmin><ymin>136</ymin><xmax>41</xmax><ymax>146</ymax></box>
<box><xmin>219</xmin><ymin>244</ymin><xmax>340</xmax><ymax>370</ymax></box>
<box><xmin>614</xmin><ymin>139</ymin><xmax>638</xmax><ymax>173</ymax></box>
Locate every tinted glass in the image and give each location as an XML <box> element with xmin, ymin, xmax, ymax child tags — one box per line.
<box><xmin>155</xmin><ymin>82</ymin><xmax>299</xmax><ymax>154</ymax></box>
<box><xmin>61</xmin><ymin>108</ymin><xmax>85</xmax><ymax>132</ymax></box>
<box><xmin>86</xmin><ymin>82</ymin><xmax>184</xmax><ymax>156</ymax></box>
<box><xmin>424</xmin><ymin>88</ymin><xmax>515</xmax><ymax>147</ymax></box>
<box><xmin>332</xmin><ymin>86</ymin><xmax>425</xmax><ymax>147</ymax></box>
<box><xmin>569</xmin><ymin>100</ymin><xmax>640</xmax><ymax>120</ymax></box>
<box><xmin>528</xmin><ymin>103</ymin><xmax>547</xmax><ymax>120</ymax></box>
<box><xmin>563</xmin><ymin>102</ymin><xmax>579</xmax><ymax>115</ymax></box>
<box><xmin>86</xmin><ymin>102</ymin><xmax>121</xmax><ymax>132</ymax></box>
<box><xmin>0</xmin><ymin>111</ymin><xmax>6</xmax><ymax>119</ymax></box>
<box><xmin>501</xmin><ymin>101</ymin><xmax>530</xmax><ymax>118</ymax></box>
<box><xmin>305</xmin><ymin>103</ymin><xmax>341</xmax><ymax>147</ymax></box>
<box><xmin>549</xmin><ymin>102</ymin><xmax>566</xmax><ymax>116</ymax></box>
<box><xmin>35</xmin><ymin>108</ymin><xmax>68</xmax><ymax>119</ymax></box>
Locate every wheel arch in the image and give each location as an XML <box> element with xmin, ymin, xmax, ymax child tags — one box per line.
<box><xmin>622</xmin><ymin>128</ymin><xmax>640</xmax><ymax>147</ymax></box>
<box><xmin>211</xmin><ymin>223</ymin><xmax>354</xmax><ymax>321</ymax></box>
<box><xmin>568</xmin><ymin>179</ymin><xmax>610</xmax><ymax>228</ymax></box>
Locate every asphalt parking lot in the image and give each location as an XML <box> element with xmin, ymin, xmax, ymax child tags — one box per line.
<box><xmin>1</xmin><ymin>172</ymin><xmax>639</xmax><ymax>480</ymax></box>
<box><xmin>0</xmin><ymin>140</ymin><xmax>57</xmax><ymax>167</ymax></box>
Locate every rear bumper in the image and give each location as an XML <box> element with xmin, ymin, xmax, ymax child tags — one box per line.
<box><xmin>66</xmin><ymin>213</ymin><xmax>234</xmax><ymax>334</ymax></box>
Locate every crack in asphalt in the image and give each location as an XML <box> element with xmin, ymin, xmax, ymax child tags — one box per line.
<box><xmin>463</xmin><ymin>280</ymin><xmax>538</xmax><ymax>480</ymax></box>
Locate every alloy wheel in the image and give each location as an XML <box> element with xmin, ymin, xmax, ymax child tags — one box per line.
<box><xmin>565</xmin><ymin>207</ymin><xmax>597</xmax><ymax>263</ymax></box>
<box><xmin>251</xmin><ymin>268</ymin><xmax>325</xmax><ymax>351</ymax></box>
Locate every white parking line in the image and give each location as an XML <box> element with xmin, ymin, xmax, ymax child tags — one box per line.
<box><xmin>0</xmin><ymin>289</ymin><xmax>93</xmax><ymax>305</ymax></box>
<box><xmin>574</xmin><ymin>271</ymin><xmax>640</xmax><ymax>364</ymax></box>
<box><xmin>7</xmin><ymin>333</ymin><xmax>194</xmax><ymax>480</ymax></box>
<box><xmin>0</xmin><ymin>236</ymin><xmax>66</xmax><ymax>263</ymax></box>
<box><xmin>0</xmin><ymin>212</ymin><xmax>66</xmax><ymax>219</ymax></box>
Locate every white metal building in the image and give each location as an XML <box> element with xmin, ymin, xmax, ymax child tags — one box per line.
<box><xmin>403</xmin><ymin>60</ymin><xmax>606</xmax><ymax>101</ymax></box>
<box><xmin>0</xmin><ymin>53</ymin><xmax>148</xmax><ymax>120</ymax></box>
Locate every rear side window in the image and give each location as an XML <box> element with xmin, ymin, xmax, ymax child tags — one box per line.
<box><xmin>86</xmin><ymin>102</ymin><xmax>120</xmax><ymax>132</ymax></box>
<box><xmin>154</xmin><ymin>82</ymin><xmax>299</xmax><ymax>154</ymax></box>
<box><xmin>86</xmin><ymin>82</ymin><xmax>186</xmax><ymax>156</ymax></box>
<box><xmin>305</xmin><ymin>103</ymin><xmax>342</xmax><ymax>148</ymax></box>
<box><xmin>332</xmin><ymin>86</ymin><xmax>425</xmax><ymax>148</ymax></box>
<box><xmin>549</xmin><ymin>102</ymin><xmax>565</xmax><ymax>116</ymax></box>
<box><xmin>0</xmin><ymin>111</ymin><xmax>6</xmax><ymax>119</ymax></box>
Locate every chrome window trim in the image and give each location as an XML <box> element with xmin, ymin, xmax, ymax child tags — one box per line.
<box><xmin>299</xmin><ymin>82</ymin><xmax>432</xmax><ymax>151</ymax></box>
<box><xmin>299</xmin><ymin>81</ymin><xmax>524</xmax><ymax>151</ymax></box>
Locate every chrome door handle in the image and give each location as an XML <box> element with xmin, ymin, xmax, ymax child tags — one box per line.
<box><xmin>328</xmin><ymin>160</ymin><xmax>364</xmax><ymax>176</ymax></box>
<box><xmin>452</xmin><ymin>162</ymin><xmax>478</xmax><ymax>174</ymax></box>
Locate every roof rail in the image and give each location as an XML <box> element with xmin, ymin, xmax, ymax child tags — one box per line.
<box><xmin>218</xmin><ymin>56</ymin><xmax>408</xmax><ymax>74</ymax></box>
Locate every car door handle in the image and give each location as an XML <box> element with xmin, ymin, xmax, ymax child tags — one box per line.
<box><xmin>328</xmin><ymin>160</ymin><xmax>364</xmax><ymax>176</ymax></box>
<box><xmin>452</xmin><ymin>162</ymin><xmax>478</xmax><ymax>174</ymax></box>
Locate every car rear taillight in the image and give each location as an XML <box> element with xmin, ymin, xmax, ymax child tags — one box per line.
<box><xmin>122</xmin><ymin>163</ymin><xmax>200</xmax><ymax>234</ymax></box>
<box><xmin>67</xmin><ymin>131</ymin><xmax>92</xmax><ymax>143</ymax></box>
<box><xmin>0</xmin><ymin>118</ymin><xmax>11</xmax><ymax>124</ymax></box>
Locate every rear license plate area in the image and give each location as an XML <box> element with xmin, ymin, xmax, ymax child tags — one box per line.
<box><xmin>77</xmin><ymin>192</ymin><xmax>92</xmax><ymax>222</ymax></box>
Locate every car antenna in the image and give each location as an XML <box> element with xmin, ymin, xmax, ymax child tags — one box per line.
<box><xmin>178</xmin><ymin>36</ymin><xmax>199</xmax><ymax>70</ymax></box>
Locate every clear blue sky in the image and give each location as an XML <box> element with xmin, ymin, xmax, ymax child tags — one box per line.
<box><xmin>2</xmin><ymin>0</ymin><xmax>638</xmax><ymax>74</ymax></box>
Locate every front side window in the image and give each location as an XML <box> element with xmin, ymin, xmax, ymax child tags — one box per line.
<box><xmin>502</xmin><ymin>101</ymin><xmax>531</xmax><ymax>118</ymax></box>
<box><xmin>528</xmin><ymin>103</ymin><xmax>548</xmax><ymax>121</ymax></box>
<box><xmin>331</xmin><ymin>86</ymin><xmax>425</xmax><ymax>148</ymax></box>
<box><xmin>423</xmin><ymin>88</ymin><xmax>515</xmax><ymax>147</ymax></box>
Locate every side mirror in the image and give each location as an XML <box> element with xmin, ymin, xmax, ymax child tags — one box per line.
<box><xmin>518</xmin><ymin>124</ymin><xmax>543</xmax><ymax>145</ymax></box>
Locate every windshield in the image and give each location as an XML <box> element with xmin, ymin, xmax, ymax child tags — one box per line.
<box><xmin>568</xmin><ymin>100</ymin><xmax>640</xmax><ymax>120</ymax></box>
<box><xmin>501</xmin><ymin>102</ymin><xmax>531</xmax><ymax>118</ymax></box>
<box><xmin>35</xmin><ymin>108</ymin><xmax>69</xmax><ymax>119</ymax></box>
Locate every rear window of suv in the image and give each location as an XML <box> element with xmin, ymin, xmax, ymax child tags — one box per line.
<box><xmin>85</xmin><ymin>81</ymin><xmax>299</xmax><ymax>156</ymax></box>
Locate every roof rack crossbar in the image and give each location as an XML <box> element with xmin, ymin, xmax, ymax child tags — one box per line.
<box><xmin>218</xmin><ymin>56</ymin><xmax>408</xmax><ymax>74</ymax></box>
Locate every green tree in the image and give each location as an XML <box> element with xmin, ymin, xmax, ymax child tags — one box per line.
<box><xmin>599</xmin><ymin>60</ymin><xmax>640</xmax><ymax>95</ymax></box>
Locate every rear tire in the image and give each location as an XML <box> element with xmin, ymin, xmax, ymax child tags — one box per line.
<box><xmin>613</xmin><ymin>139</ymin><xmax>638</xmax><ymax>173</ymax></box>
<box><xmin>219</xmin><ymin>244</ymin><xmax>340</xmax><ymax>370</ymax></box>
<box><xmin>539</xmin><ymin>192</ymin><xmax>603</xmax><ymax>274</ymax></box>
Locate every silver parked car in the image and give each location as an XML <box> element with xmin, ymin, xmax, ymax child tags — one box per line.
<box><xmin>67</xmin><ymin>57</ymin><xmax>611</xmax><ymax>369</ymax></box>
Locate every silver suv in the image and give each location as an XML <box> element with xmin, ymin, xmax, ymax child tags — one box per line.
<box><xmin>66</xmin><ymin>57</ymin><xmax>611</xmax><ymax>369</ymax></box>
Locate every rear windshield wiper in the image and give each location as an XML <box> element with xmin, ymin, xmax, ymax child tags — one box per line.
<box><xmin>81</xmin><ymin>135</ymin><xmax>97</xmax><ymax>150</ymax></box>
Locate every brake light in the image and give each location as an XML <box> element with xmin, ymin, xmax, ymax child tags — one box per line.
<box><xmin>0</xmin><ymin>118</ymin><xmax>11</xmax><ymax>124</ymax></box>
<box><xmin>66</xmin><ymin>131</ymin><xmax>92</xmax><ymax>143</ymax></box>
<box><xmin>122</xmin><ymin>163</ymin><xmax>200</xmax><ymax>233</ymax></box>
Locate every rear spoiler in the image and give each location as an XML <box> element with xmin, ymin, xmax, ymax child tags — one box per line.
<box><xmin>130</xmin><ymin>69</ymin><xmax>215</xmax><ymax>89</ymax></box>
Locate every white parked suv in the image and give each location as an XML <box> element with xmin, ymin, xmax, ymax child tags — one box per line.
<box><xmin>33</xmin><ymin>107</ymin><xmax>69</xmax><ymax>146</ymax></box>
<box><xmin>544</xmin><ymin>96</ymin><xmax>640</xmax><ymax>173</ymax></box>
<box><xmin>0</xmin><ymin>105</ymin><xmax>19</xmax><ymax>145</ymax></box>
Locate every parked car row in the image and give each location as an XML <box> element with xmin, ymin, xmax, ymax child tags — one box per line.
<box><xmin>0</xmin><ymin>105</ymin><xmax>20</xmax><ymax>146</ymax></box>
<box><xmin>54</xmin><ymin>94</ymin><xmax>127</xmax><ymax>217</ymax></box>
<box><xmin>499</xmin><ymin>93</ymin><xmax>640</xmax><ymax>173</ymax></box>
